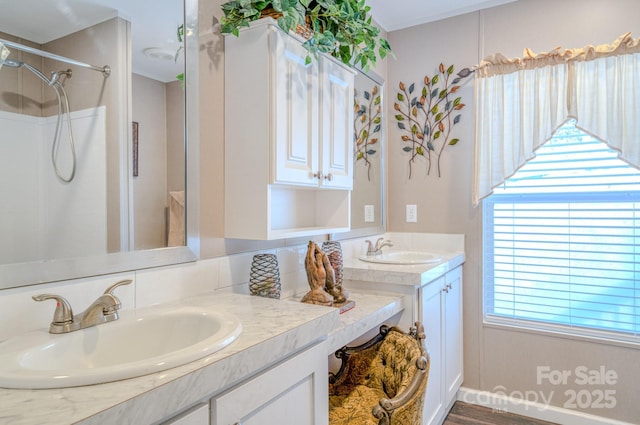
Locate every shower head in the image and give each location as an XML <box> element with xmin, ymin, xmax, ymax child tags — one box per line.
<box><xmin>2</xmin><ymin>58</ymin><xmax>24</xmax><ymax>68</ymax></box>
<box><xmin>0</xmin><ymin>57</ymin><xmax>58</xmax><ymax>86</ymax></box>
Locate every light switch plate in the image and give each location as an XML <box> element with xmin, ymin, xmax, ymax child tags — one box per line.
<box><xmin>406</xmin><ymin>204</ymin><xmax>417</xmax><ymax>223</ymax></box>
<box><xmin>364</xmin><ymin>205</ymin><xmax>375</xmax><ymax>222</ymax></box>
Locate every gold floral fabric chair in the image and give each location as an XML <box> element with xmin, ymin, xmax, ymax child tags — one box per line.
<box><xmin>328</xmin><ymin>322</ymin><xmax>430</xmax><ymax>425</ymax></box>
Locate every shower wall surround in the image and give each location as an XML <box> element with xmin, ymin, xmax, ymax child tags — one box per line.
<box><xmin>0</xmin><ymin>106</ymin><xmax>106</xmax><ymax>263</ymax></box>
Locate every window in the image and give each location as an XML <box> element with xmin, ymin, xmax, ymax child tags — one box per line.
<box><xmin>483</xmin><ymin>120</ymin><xmax>640</xmax><ymax>342</ymax></box>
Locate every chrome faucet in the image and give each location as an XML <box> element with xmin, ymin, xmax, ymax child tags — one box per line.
<box><xmin>365</xmin><ymin>237</ymin><xmax>394</xmax><ymax>256</ymax></box>
<box><xmin>33</xmin><ymin>279</ymin><xmax>132</xmax><ymax>334</ymax></box>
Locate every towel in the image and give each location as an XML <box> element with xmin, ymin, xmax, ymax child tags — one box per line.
<box><xmin>167</xmin><ymin>190</ymin><xmax>185</xmax><ymax>246</ymax></box>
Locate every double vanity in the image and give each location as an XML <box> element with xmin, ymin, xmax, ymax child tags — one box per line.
<box><xmin>0</xmin><ymin>235</ymin><xmax>464</xmax><ymax>425</ymax></box>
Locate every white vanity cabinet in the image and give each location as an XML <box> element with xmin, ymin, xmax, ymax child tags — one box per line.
<box><xmin>162</xmin><ymin>403</ymin><xmax>210</xmax><ymax>425</ymax></box>
<box><xmin>343</xmin><ymin>261</ymin><xmax>464</xmax><ymax>425</ymax></box>
<box><xmin>211</xmin><ymin>341</ymin><xmax>328</xmax><ymax>425</ymax></box>
<box><xmin>225</xmin><ymin>18</ymin><xmax>355</xmax><ymax>240</ymax></box>
<box><xmin>420</xmin><ymin>266</ymin><xmax>463</xmax><ymax>425</ymax></box>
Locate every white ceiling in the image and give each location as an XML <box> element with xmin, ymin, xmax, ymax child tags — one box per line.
<box><xmin>1</xmin><ymin>0</ymin><xmax>519</xmax><ymax>82</ymax></box>
<box><xmin>368</xmin><ymin>0</ymin><xmax>519</xmax><ymax>31</ymax></box>
<box><xmin>0</xmin><ymin>0</ymin><xmax>183</xmax><ymax>82</ymax></box>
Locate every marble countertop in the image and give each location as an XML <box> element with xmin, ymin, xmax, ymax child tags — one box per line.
<box><xmin>326</xmin><ymin>291</ymin><xmax>404</xmax><ymax>354</ymax></box>
<box><xmin>1</xmin><ymin>292</ymin><xmax>339</xmax><ymax>425</ymax></box>
<box><xmin>342</xmin><ymin>250</ymin><xmax>465</xmax><ymax>287</ymax></box>
<box><xmin>1</xmin><ymin>290</ymin><xmax>404</xmax><ymax>425</ymax></box>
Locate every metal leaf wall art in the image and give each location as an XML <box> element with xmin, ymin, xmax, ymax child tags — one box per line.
<box><xmin>394</xmin><ymin>64</ymin><xmax>472</xmax><ymax>178</ymax></box>
<box><xmin>354</xmin><ymin>84</ymin><xmax>381</xmax><ymax>181</ymax></box>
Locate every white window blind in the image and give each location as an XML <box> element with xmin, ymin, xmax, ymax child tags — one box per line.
<box><xmin>483</xmin><ymin>120</ymin><xmax>640</xmax><ymax>342</ymax></box>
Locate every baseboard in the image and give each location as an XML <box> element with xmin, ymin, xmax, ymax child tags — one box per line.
<box><xmin>457</xmin><ymin>387</ymin><xmax>634</xmax><ymax>425</ymax></box>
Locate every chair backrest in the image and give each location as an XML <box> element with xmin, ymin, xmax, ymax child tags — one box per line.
<box><xmin>366</xmin><ymin>328</ymin><xmax>426</xmax><ymax>398</ymax></box>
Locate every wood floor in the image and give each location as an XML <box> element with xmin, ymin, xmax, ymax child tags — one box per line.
<box><xmin>443</xmin><ymin>401</ymin><xmax>559</xmax><ymax>425</ymax></box>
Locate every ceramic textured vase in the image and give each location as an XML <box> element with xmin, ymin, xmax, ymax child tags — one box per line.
<box><xmin>321</xmin><ymin>241</ymin><xmax>344</xmax><ymax>288</ymax></box>
<box><xmin>249</xmin><ymin>254</ymin><xmax>281</xmax><ymax>299</ymax></box>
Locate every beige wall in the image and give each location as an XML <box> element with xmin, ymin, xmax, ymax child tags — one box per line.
<box><xmin>131</xmin><ymin>76</ymin><xmax>185</xmax><ymax>250</ymax></box>
<box><xmin>386</xmin><ymin>0</ymin><xmax>640</xmax><ymax>421</ymax></box>
<box><xmin>166</xmin><ymin>80</ymin><xmax>185</xmax><ymax>193</ymax></box>
<box><xmin>132</xmin><ymin>74</ymin><xmax>168</xmax><ymax>249</ymax></box>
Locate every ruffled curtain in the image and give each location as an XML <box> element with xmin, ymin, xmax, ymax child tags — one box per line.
<box><xmin>473</xmin><ymin>33</ymin><xmax>640</xmax><ymax>205</ymax></box>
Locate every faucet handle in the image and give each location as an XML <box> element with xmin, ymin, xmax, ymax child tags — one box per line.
<box><xmin>32</xmin><ymin>294</ymin><xmax>74</xmax><ymax>325</ymax></box>
<box><xmin>104</xmin><ymin>279</ymin><xmax>132</xmax><ymax>296</ymax></box>
<box><xmin>103</xmin><ymin>279</ymin><xmax>132</xmax><ymax>311</ymax></box>
<box><xmin>365</xmin><ymin>240</ymin><xmax>375</xmax><ymax>255</ymax></box>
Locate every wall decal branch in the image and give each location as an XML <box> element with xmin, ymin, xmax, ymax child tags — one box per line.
<box><xmin>394</xmin><ymin>64</ymin><xmax>472</xmax><ymax>178</ymax></box>
<box><xmin>354</xmin><ymin>83</ymin><xmax>381</xmax><ymax>181</ymax></box>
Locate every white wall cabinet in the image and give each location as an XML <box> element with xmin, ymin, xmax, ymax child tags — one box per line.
<box><xmin>225</xmin><ymin>19</ymin><xmax>355</xmax><ymax>240</ymax></box>
<box><xmin>419</xmin><ymin>266</ymin><xmax>463</xmax><ymax>425</ymax></box>
<box><xmin>211</xmin><ymin>342</ymin><xmax>328</xmax><ymax>425</ymax></box>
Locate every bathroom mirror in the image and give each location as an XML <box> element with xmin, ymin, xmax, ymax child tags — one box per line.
<box><xmin>333</xmin><ymin>69</ymin><xmax>386</xmax><ymax>240</ymax></box>
<box><xmin>0</xmin><ymin>0</ymin><xmax>199</xmax><ymax>289</ymax></box>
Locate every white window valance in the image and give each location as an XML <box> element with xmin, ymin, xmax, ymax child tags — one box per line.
<box><xmin>473</xmin><ymin>33</ymin><xmax>640</xmax><ymax>205</ymax></box>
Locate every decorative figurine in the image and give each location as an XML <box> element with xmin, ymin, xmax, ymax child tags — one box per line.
<box><xmin>302</xmin><ymin>241</ymin><xmax>354</xmax><ymax>313</ymax></box>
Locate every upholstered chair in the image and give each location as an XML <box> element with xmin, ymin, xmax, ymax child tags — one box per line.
<box><xmin>328</xmin><ymin>322</ymin><xmax>430</xmax><ymax>425</ymax></box>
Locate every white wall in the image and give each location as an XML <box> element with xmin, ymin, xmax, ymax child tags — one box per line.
<box><xmin>386</xmin><ymin>0</ymin><xmax>640</xmax><ymax>422</ymax></box>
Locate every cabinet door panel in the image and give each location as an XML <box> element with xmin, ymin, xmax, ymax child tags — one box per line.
<box><xmin>444</xmin><ymin>267</ymin><xmax>463</xmax><ymax>402</ymax></box>
<box><xmin>421</xmin><ymin>276</ymin><xmax>445</xmax><ymax>425</ymax></box>
<box><xmin>320</xmin><ymin>57</ymin><xmax>354</xmax><ymax>189</ymax></box>
<box><xmin>162</xmin><ymin>403</ymin><xmax>209</xmax><ymax>425</ymax></box>
<box><xmin>272</xmin><ymin>30</ymin><xmax>319</xmax><ymax>187</ymax></box>
<box><xmin>212</xmin><ymin>342</ymin><xmax>327</xmax><ymax>425</ymax></box>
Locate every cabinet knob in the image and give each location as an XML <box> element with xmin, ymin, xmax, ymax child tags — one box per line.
<box><xmin>324</xmin><ymin>173</ymin><xmax>334</xmax><ymax>181</ymax></box>
<box><xmin>313</xmin><ymin>171</ymin><xmax>323</xmax><ymax>180</ymax></box>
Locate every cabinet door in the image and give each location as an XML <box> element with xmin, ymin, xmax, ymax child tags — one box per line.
<box><xmin>211</xmin><ymin>342</ymin><xmax>328</xmax><ymax>425</ymax></box>
<box><xmin>162</xmin><ymin>403</ymin><xmax>209</xmax><ymax>425</ymax></box>
<box><xmin>444</xmin><ymin>266</ymin><xmax>463</xmax><ymax>403</ymax></box>
<box><xmin>319</xmin><ymin>57</ymin><xmax>354</xmax><ymax>189</ymax></box>
<box><xmin>272</xmin><ymin>28</ymin><xmax>320</xmax><ymax>187</ymax></box>
<box><xmin>420</xmin><ymin>276</ymin><xmax>445</xmax><ymax>425</ymax></box>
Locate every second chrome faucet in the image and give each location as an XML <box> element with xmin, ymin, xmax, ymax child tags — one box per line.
<box><xmin>365</xmin><ymin>237</ymin><xmax>393</xmax><ymax>256</ymax></box>
<box><xmin>32</xmin><ymin>279</ymin><xmax>132</xmax><ymax>334</ymax></box>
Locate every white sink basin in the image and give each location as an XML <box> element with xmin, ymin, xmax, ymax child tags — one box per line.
<box><xmin>359</xmin><ymin>250</ymin><xmax>442</xmax><ymax>265</ymax></box>
<box><xmin>0</xmin><ymin>306</ymin><xmax>242</xmax><ymax>389</ymax></box>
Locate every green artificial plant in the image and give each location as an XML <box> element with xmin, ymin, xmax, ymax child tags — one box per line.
<box><xmin>220</xmin><ymin>0</ymin><xmax>392</xmax><ymax>71</ymax></box>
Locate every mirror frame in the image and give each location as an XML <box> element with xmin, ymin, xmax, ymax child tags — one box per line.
<box><xmin>332</xmin><ymin>68</ymin><xmax>386</xmax><ymax>241</ymax></box>
<box><xmin>0</xmin><ymin>0</ymin><xmax>199</xmax><ymax>290</ymax></box>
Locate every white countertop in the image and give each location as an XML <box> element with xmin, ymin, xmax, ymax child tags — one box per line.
<box><xmin>0</xmin><ymin>293</ymin><xmax>338</xmax><ymax>425</ymax></box>
<box><xmin>1</xmin><ymin>290</ymin><xmax>404</xmax><ymax>425</ymax></box>
<box><xmin>342</xmin><ymin>250</ymin><xmax>465</xmax><ymax>287</ymax></box>
<box><xmin>327</xmin><ymin>291</ymin><xmax>404</xmax><ymax>354</ymax></box>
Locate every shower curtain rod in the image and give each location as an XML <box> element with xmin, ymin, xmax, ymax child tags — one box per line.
<box><xmin>0</xmin><ymin>38</ymin><xmax>110</xmax><ymax>77</ymax></box>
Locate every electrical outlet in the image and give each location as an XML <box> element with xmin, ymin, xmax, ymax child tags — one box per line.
<box><xmin>364</xmin><ymin>205</ymin><xmax>375</xmax><ymax>222</ymax></box>
<box><xmin>406</xmin><ymin>204</ymin><xmax>417</xmax><ymax>223</ymax></box>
